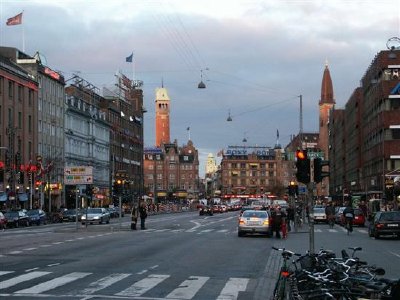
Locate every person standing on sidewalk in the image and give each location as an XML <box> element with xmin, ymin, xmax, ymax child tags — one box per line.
<box><xmin>130</xmin><ymin>204</ymin><xmax>138</xmax><ymax>230</ymax></box>
<box><xmin>139</xmin><ymin>201</ymin><xmax>148</xmax><ymax>230</ymax></box>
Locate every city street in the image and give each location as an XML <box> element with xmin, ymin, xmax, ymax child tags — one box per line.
<box><xmin>1</xmin><ymin>210</ymin><xmax>399</xmax><ymax>299</ymax></box>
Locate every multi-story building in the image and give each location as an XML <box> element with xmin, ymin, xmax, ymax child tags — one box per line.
<box><xmin>14</xmin><ymin>51</ymin><xmax>66</xmax><ymax>211</ymax></box>
<box><xmin>219</xmin><ymin>145</ymin><xmax>290</xmax><ymax>198</ymax></box>
<box><xmin>64</xmin><ymin>75</ymin><xmax>111</xmax><ymax>208</ymax></box>
<box><xmin>0</xmin><ymin>50</ymin><xmax>38</xmax><ymax>209</ymax></box>
<box><xmin>102</xmin><ymin>73</ymin><xmax>145</xmax><ymax>204</ymax></box>
<box><xmin>329</xmin><ymin>48</ymin><xmax>400</xmax><ymax>206</ymax></box>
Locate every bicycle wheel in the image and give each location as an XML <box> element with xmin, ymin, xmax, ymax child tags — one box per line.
<box><xmin>272</xmin><ymin>276</ymin><xmax>286</xmax><ymax>300</ymax></box>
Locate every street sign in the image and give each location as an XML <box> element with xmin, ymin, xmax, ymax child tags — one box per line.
<box><xmin>64</xmin><ymin>166</ymin><xmax>93</xmax><ymax>185</ymax></box>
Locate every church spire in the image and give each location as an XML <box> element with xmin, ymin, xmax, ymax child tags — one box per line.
<box><xmin>320</xmin><ymin>62</ymin><xmax>335</xmax><ymax>105</ymax></box>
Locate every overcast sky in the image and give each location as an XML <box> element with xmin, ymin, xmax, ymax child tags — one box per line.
<box><xmin>0</xmin><ymin>0</ymin><xmax>398</xmax><ymax>177</ymax></box>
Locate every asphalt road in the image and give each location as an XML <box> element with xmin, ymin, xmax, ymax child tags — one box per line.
<box><xmin>1</xmin><ymin>211</ymin><xmax>399</xmax><ymax>300</ymax></box>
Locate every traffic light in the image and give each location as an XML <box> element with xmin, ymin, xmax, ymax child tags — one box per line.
<box><xmin>295</xmin><ymin>149</ymin><xmax>310</xmax><ymax>184</ymax></box>
<box><xmin>314</xmin><ymin>158</ymin><xmax>329</xmax><ymax>183</ymax></box>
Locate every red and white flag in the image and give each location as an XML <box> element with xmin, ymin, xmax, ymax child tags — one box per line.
<box><xmin>6</xmin><ymin>12</ymin><xmax>23</xmax><ymax>26</ymax></box>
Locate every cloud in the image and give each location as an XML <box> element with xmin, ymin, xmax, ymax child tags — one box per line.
<box><xmin>0</xmin><ymin>0</ymin><xmax>397</xmax><ymax>177</ymax></box>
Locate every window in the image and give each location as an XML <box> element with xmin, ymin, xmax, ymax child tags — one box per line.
<box><xmin>8</xmin><ymin>81</ymin><xmax>14</xmax><ymax>99</ymax></box>
<box><xmin>18</xmin><ymin>112</ymin><xmax>22</xmax><ymax>129</ymax></box>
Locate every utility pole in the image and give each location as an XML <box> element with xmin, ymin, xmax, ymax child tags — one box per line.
<box><xmin>308</xmin><ymin>158</ymin><xmax>315</xmax><ymax>255</ymax></box>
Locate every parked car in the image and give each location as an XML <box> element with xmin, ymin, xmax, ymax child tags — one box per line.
<box><xmin>340</xmin><ymin>208</ymin><xmax>365</xmax><ymax>227</ymax></box>
<box><xmin>0</xmin><ymin>211</ymin><xmax>7</xmax><ymax>229</ymax></box>
<box><xmin>4</xmin><ymin>211</ymin><xmax>30</xmax><ymax>227</ymax></box>
<box><xmin>26</xmin><ymin>209</ymin><xmax>48</xmax><ymax>225</ymax></box>
<box><xmin>199</xmin><ymin>206</ymin><xmax>213</xmax><ymax>216</ymax></box>
<box><xmin>81</xmin><ymin>207</ymin><xmax>110</xmax><ymax>225</ymax></box>
<box><xmin>313</xmin><ymin>207</ymin><xmax>327</xmax><ymax>223</ymax></box>
<box><xmin>238</xmin><ymin>210</ymin><xmax>272</xmax><ymax>237</ymax></box>
<box><xmin>368</xmin><ymin>211</ymin><xmax>400</xmax><ymax>239</ymax></box>
<box><xmin>62</xmin><ymin>209</ymin><xmax>82</xmax><ymax>222</ymax></box>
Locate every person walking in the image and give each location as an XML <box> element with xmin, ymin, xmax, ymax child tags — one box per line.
<box><xmin>130</xmin><ymin>204</ymin><xmax>138</xmax><ymax>230</ymax></box>
<box><xmin>281</xmin><ymin>213</ymin><xmax>288</xmax><ymax>239</ymax></box>
<box><xmin>286</xmin><ymin>205</ymin><xmax>294</xmax><ymax>232</ymax></box>
<box><xmin>139</xmin><ymin>201</ymin><xmax>148</xmax><ymax>230</ymax></box>
<box><xmin>343</xmin><ymin>201</ymin><xmax>355</xmax><ymax>233</ymax></box>
<box><xmin>325</xmin><ymin>202</ymin><xmax>335</xmax><ymax>228</ymax></box>
<box><xmin>271</xmin><ymin>207</ymin><xmax>285</xmax><ymax>238</ymax></box>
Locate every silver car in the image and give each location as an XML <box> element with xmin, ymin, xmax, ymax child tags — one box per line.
<box><xmin>238</xmin><ymin>210</ymin><xmax>272</xmax><ymax>237</ymax></box>
<box><xmin>81</xmin><ymin>208</ymin><xmax>110</xmax><ymax>225</ymax></box>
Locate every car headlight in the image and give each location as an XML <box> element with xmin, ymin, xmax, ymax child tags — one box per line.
<box><xmin>94</xmin><ymin>216</ymin><xmax>99</xmax><ymax>219</ymax></box>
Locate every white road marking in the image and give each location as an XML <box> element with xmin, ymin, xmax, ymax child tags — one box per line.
<box><xmin>22</xmin><ymin>248</ymin><xmax>37</xmax><ymax>251</ymax></box>
<box><xmin>8</xmin><ymin>251</ymin><xmax>22</xmax><ymax>254</ymax></box>
<box><xmin>0</xmin><ymin>271</ymin><xmax>14</xmax><ymax>276</ymax></box>
<box><xmin>47</xmin><ymin>263</ymin><xmax>61</xmax><ymax>267</ymax></box>
<box><xmin>25</xmin><ymin>267</ymin><xmax>39</xmax><ymax>272</ymax></box>
<box><xmin>389</xmin><ymin>251</ymin><xmax>400</xmax><ymax>258</ymax></box>
<box><xmin>81</xmin><ymin>273</ymin><xmax>131</xmax><ymax>294</ymax></box>
<box><xmin>217</xmin><ymin>277</ymin><xmax>249</xmax><ymax>300</ymax></box>
<box><xmin>15</xmin><ymin>272</ymin><xmax>91</xmax><ymax>294</ymax></box>
<box><xmin>166</xmin><ymin>276</ymin><xmax>209</xmax><ymax>299</ymax></box>
<box><xmin>115</xmin><ymin>274</ymin><xmax>170</xmax><ymax>297</ymax></box>
<box><xmin>0</xmin><ymin>271</ymin><xmax>51</xmax><ymax>289</ymax></box>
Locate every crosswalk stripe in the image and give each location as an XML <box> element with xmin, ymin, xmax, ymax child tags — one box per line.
<box><xmin>0</xmin><ymin>271</ymin><xmax>14</xmax><ymax>276</ymax></box>
<box><xmin>0</xmin><ymin>271</ymin><xmax>50</xmax><ymax>290</ymax></box>
<box><xmin>217</xmin><ymin>277</ymin><xmax>249</xmax><ymax>300</ymax></box>
<box><xmin>166</xmin><ymin>276</ymin><xmax>209</xmax><ymax>299</ymax></box>
<box><xmin>15</xmin><ymin>272</ymin><xmax>91</xmax><ymax>294</ymax></box>
<box><xmin>115</xmin><ymin>274</ymin><xmax>170</xmax><ymax>297</ymax></box>
<box><xmin>328</xmin><ymin>229</ymin><xmax>338</xmax><ymax>232</ymax></box>
<box><xmin>217</xmin><ymin>229</ymin><xmax>229</xmax><ymax>233</ymax></box>
<box><xmin>81</xmin><ymin>273</ymin><xmax>131</xmax><ymax>295</ymax></box>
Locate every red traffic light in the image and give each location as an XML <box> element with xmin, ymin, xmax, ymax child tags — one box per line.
<box><xmin>296</xmin><ymin>150</ymin><xmax>307</xmax><ymax>160</ymax></box>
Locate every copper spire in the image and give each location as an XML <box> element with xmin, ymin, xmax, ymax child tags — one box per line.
<box><xmin>320</xmin><ymin>61</ymin><xmax>335</xmax><ymax>105</ymax></box>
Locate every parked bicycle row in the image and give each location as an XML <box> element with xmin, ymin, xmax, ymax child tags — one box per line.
<box><xmin>272</xmin><ymin>246</ymin><xmax>400</xmax><ymax>300</ymax></box>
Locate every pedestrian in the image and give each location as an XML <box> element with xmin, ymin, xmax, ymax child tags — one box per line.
<box><xmin>286</xmin><ymin>205</ymin><xmax>294</xmax><ymax>232</ymax></box>
<box><xmin>281</xmin><ymin>214</ymin><xmax>288</xmax><ymax>239</ymax></box>
<box><xmin>130</xmin><ymin>204</ymin><xmax>138</xmax><ymax>230</ymax></box>
<box><xmin>139</xmin><ymin>201</ymin><xmax>148</xmax><ymax>230</ymax></box>
<box><xmin>271</xmin><ymin>206</ymin><xmax>285</xmax><ymax>238</ymax></box>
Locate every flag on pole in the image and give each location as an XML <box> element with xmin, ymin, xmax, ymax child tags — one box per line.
<box><xmin>126</xmin><ymin>52</ymin><xmax>133</xmax><ymax>63</ymax></box>
<box><xmin>6</xmin><ymin>12</ymin><xmax>23</xmax><ymax>26</ymax></box>
<box><xmin>277</xmin><ymin>129</ymin><xmax>279</xmax><ymax>139</ymax></box>
<box><xmin>186</xmin><ymin>127</ymin><xmax>190</xmax><ymax>131</ymax></box>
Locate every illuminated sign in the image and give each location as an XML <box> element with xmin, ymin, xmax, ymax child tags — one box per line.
<box><xmin>44</xmin><ymin>67</ymin><xmax>60</xmax><ymax>81</ymax></box>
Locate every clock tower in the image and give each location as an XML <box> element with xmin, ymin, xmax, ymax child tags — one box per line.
<box><xmin>155</xmin><ymin>86</ymin><xmax>171</xmax><ymax>147</ymax></box>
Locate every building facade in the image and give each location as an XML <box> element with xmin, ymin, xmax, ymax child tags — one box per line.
<box><xmin>329</xmin><ymin>48</ymin><xmax>400</xmax><ymax>206</ymax></box>
<box><xmin>0</xmin><ymin>50</ymin><xmax>38</xmax><ymax>209</ymax></box>
<box><xmin>102</xmin><ymin>73</ymin><xmax>145</xmax><ymax>205</ymax></box>
<box><xmin>64</xmin><ymin>75</ymin><xmax>111</xmax><ymax>208</ymax></box>
<box><xmin>219</xmin><ymin>146</ymin><xmax>290</xmax><ymax>198</ymax></box>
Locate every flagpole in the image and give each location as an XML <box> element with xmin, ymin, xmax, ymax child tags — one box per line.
<box><xmin>132</xmin><ymin>51</ymin><xmax>135</xmax><ymax>81</ymax></box>
<box><xmin>22</xmin><ymin>22</ymin><xmax>25</xmax><ymax>52</ymax></box>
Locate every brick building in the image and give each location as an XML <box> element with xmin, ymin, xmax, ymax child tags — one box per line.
<box><xmin>329</xmin><ymin>48</ymin><xmax>400</xmax><ymax>205</ymax></box>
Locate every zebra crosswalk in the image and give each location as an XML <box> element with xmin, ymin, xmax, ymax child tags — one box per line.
<box><xmin>0</xmin><ymin>270</ymin><xmax>250</xmax><ymax>299</ymax></box>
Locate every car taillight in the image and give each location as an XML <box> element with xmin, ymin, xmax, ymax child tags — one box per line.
<box><xmin>376</xmin><ymin>223</ymin><xmax>384</xmax><ymax>229</ymax></box>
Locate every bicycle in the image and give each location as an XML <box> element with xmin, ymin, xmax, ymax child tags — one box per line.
<box><xmin>327</xmin><ymin>214</ymin><xmax>335</xmax><ymax>228</ymax></box>
<box><xmin>271</xmin><ymin>247</ymin><xmax>301</xmax><ymax>300</ymax></box>
<box><xmin>345</xmin><ymin>217</ymin><xmax>353</xmax><ymax>235</ymax></box>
